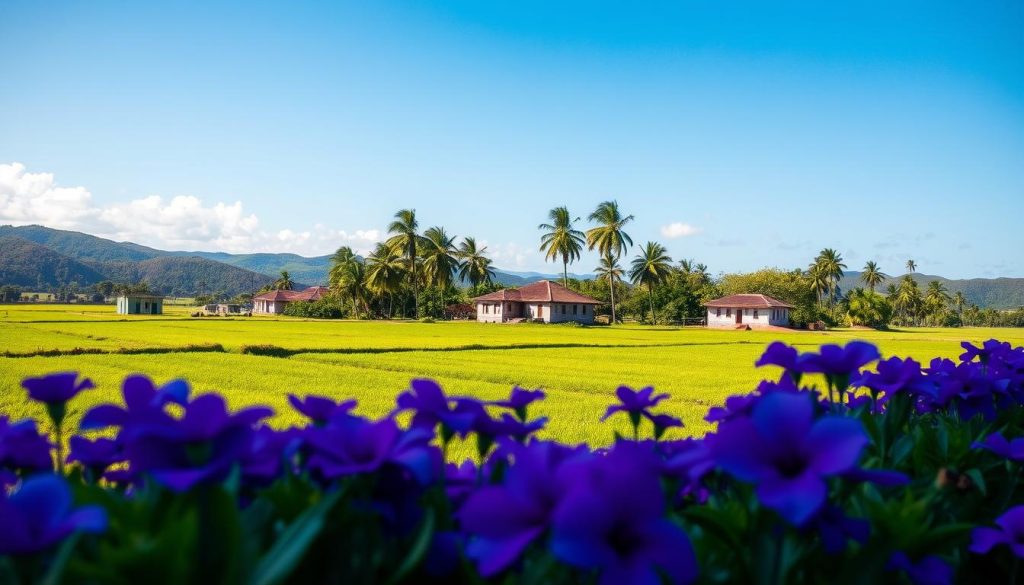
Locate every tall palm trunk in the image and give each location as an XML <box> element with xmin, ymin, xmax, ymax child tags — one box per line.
<box><xmin>606</xmin><ymin>253</ymin><xmax>617</xmax><ymax>324</ymax></box>
<box><xmin>648</xmin><ymin>283</ymin><xmax>656</xmax><ymax>325</ymax></box>
<box><xmin>562</xmin><ymin>253</ymin><xmax>569</xmax><ymax>288</ymax></box>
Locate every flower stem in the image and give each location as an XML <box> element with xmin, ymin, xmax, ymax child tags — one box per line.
<box><xmin>55</xmin><ymin>423</ymin><xmax>64</xmax><ymax>476</ymax></box>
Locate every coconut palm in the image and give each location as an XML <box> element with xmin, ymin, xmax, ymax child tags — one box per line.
<box><xmin>629</xmin><ymin>242</ymin><xmax>673</xmax><ymax>325</ymax></box>
<box><xmin>906</xmin><ymin>259</ymin><xmax>917</xmax><ymax>274</ymax></box>
<box><xmin>332</xmin><ymin>258</ymin><xmax>368</xmax><ymax>317</ymax></box>
<box><xmin>586</xmin><ymin>201</ymin><xmax>634</xmax><ymax>323</ymax></box>
<box><xmin>924</xmin><ymin>280</ymin><xmax>950</xmax><ymax>325</ymax></box>
<box><xmin>953</xmin><ymin>291</ymin><xmax>967</xmax><ymax>316</ymax></box>
<box><xmin>813</xmin><ymin>248</ymin><xmax>846</xmax><ymax>306</ymax></box>
<box><xmin>594</xmin><ymin>256</ymin><xmax>624</xmax><ymax>320</ymax></box>
<box><xmin>895</xmin><ymin>276</ymin><xmax>923</xmax><ymax>326</ymax></box>
<box><xmin>807</xmin><ymin>265</ymin><xmax>829</xmax><ymax>307</ymax></box>
<box><xmin>861</xmin><ymin>261</ymin><xmax>884</xmax><ymax>293</ymax></box>
<box><xmin>538</xmin><ymin>207</ymin><xmax>585</xmax><ymax>287</ymax></box>
<box><xmin>421</xmin><ymin>226</ymin><xmax>461</xmax><ymax>314</ymax></box>
<box><xmin>386</xmin><ymin>209</ymin><xmax>426</xmax><ymax>318</ymax></box>
<box><xmin>457</xmin><ymin>237</ymin><xmax>495</xmax><ymax>288</ymax></box>
<box><xmin>365</xmin><ymin>243</ymin><xmax>406</xmax><ymax>318</ymax></box>
<box><xmin>274</xmin><ymin>270</ymin><xmax>294</xmax><ymax>291</ymax></box>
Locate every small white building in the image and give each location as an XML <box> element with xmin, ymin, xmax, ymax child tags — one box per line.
<box><xmin>471</xmin><ymin>280</ymin><xmax>600</xmax><ymax>324</ymax></box>
<box><xmin>116</xmin><ymin>294</ymin><xmax>164</xmax><ymax>315</ymax></box>
<box><xmin>704</xmin><ymin>294</ymin><xmax>793</xmax><ymax>329</ymax></box>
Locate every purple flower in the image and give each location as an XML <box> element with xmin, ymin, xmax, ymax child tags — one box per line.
<box><xmin>973</xmin><ymin>432</ymin><xmax>1024</xmax><ymax>462</ymax></box>
<box><xmin>705</xmin><ymin>393</ymin><xmax>759</xmax><ymax>424</ymax></box>
<box><xmin>304</xmin><ymin>416</ymin><xmax>437</xmax><ymax>485</ymax></box>
<box><xmin>960</xmin><ymin>339</ymin><xmax>1012</xmax><ymax>364</ymax></box>
<box><xmin>123</xmin><ymin>394</ymin><xmax>273</xmax><ymax>492</ymax></box>
<box><xmin>490</xmin><ymin>387</ymin><xmax>546</xmax><ymax>420</ymax></box>
<box><xmin>708</xmin><ymin>392</ymin><xmax>868</xmax><ymax>526</ymax></box>
<box><xmin>855</xmin><ymin>357</ymin><xmax>927</xmax><ymax>398</ymax></box>
<box><xmin>288</xmin><ymin>394</ymin><xmax>357</xmax><ymax>425</ymax></box>
<box><xmin>887</xmin><ymin>552</ymin><xmax>952</xmax><ymax>585</ymax></box>
<box><xmin>67</xmin><ymin>437</ymin><xmax>121</xmax><ymax>481</ymax></box>
<box><xmin>970</xmin><ymin>505</ymin><xmax>1024</xmax><ymax>557</ymax></box>
<box><xmin>79</xmin><ymin>375</ymin><xmax>189</xmax><ymax>432</ymax></box>
<box><xmin>799</xmin><ymin>341</ymin><xmax>880</xmax><ymax>383</ymax></box>
<box><xmin>21</xmin><ymin>372</ymin><xmax>94</xmax><ymax>405</ymax></box>
<box><xmin>602</xmin><ymin>386</ymin><xmax>669</xmax><ymax>422</ymax></box>
<box><xmin>0</xmin><ymin>474</ymin><xmax>107</xmax><ymax>555</ymax></box>
<box><xmin>393</xmin><ymin>379</ymin><xmax>476</xmax><ymax>439</ymax></box>
<box><xmin>756</xmin><ymin>342</ymin><xmax>802</xmax><ymax>381</ymax></box>
<box><xmin>459</xmin><ymin>441</ymin><xmax>587</xmax><ymax>576</ymax></box>
<box><xmin>812</xmin><ymin>505</ymin><xmax>869</xmax><ymax>554</ymax></box>
<box><xmin>0</xmin><ymin>417</ymin><xmax>53</xmax><ymax>484</ymax></box>
<box><xmin>549</xmin><ymin>443</ymin><xmax>698</xmax><ymax>585</ymax></box>
<box><xmin>645</xmin><ymin>413</ymin><xmax>683</xmax><ymax>440</ymax></box>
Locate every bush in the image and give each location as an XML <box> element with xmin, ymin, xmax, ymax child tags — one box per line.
<box><xmin>238</xmin><ymin>344</ymin><xmax>293</xmax><ymax>357</ymax></box>
<box><xmin>3</xmin><ymin>339</ymin><xmax>1024</xmax><ymax>583</ymax></box>
<box><xmin>283</xmin><ymin>299</ymin><xmax>344</xmax><ymax>319</ymax></box>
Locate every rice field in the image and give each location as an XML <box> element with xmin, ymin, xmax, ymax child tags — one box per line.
<box><xmin>2</xmin><ymin>304</ymin><xmax>1023</xmax><ymax>446</ymax></box>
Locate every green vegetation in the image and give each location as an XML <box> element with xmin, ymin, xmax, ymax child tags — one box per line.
<box><xmin>2</xmin><ymin>304</ymin><xmax>1022</xmax><ymax>449</ymax></box>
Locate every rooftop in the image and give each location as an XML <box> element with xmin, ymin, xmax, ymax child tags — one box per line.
<box><xmin>472</xmin><ymin>280</ymin><xmax>601</xmax><ymax>305</ymax></box>
<box><xmin>704</xmin><ymin>294</ymin><xmax>795</xmax><ymax>309</ymax></box>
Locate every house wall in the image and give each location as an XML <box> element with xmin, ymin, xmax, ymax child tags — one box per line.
<box><xmin>254</xmin><ymin>299</ymin><xmax>288</xmax><ymax>314</ymax></box>
<box><xmin>117</xmin><ymin>296</ymin><xmax>162</xmax><ymax>315</ymax></box>
<box><xmin>476</xmin><ymin>301</ymin><xmax>596</xmax><ymax>324</ymax></box>
<box><xmin>706</xmin><ymin>307</ymin><xmax>789</xmax><ymax>328</ymax></box>
<box><xmin>546</xmin><ymin>302</ymin><xmax>595</xmax><ymax>324</ymax></box>
<box><xmin>476</xmin><ymin>301</ymin><xmax>504</xmax><ymax>323</ymax></box>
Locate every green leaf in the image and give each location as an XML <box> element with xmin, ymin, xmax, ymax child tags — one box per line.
<box><xmin>249</xmin><ymin>488</ymin><xmax>344</xmax><ymax>585</ymax></box>
<box><xmin>385</xmin><ymin>506</ymin><xmax>436</xmax><ymax>585</ymax></box>
<box><xmin>40</xmin><ymin>533</ymin><xmax>80</xmax><ymax>585</ymax></box>
<box><xmin>963</xmin><ymin>468</ymin><xmax>987</xmax><ymax>496</ymax></box>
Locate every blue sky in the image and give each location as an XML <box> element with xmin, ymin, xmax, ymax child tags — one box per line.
<box><xmin>1</xmin><ymin>1</ymin><xmax>1022</xmax><ymax>278</ymax></box>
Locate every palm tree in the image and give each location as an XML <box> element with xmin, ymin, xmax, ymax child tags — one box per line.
<box><xmin>895</xmin><ymin>276</ymin><xmax>923</xmax><ymax>326</ymax></box>
<box><xmin>386</xmin><ymin>209</ymin><xmax>426</xmax><ymax>318</ymax></box>
<box><xmin>332</xmin><ymin>259</ymin><xmax>368</xmax><ymax>316</ymax></box>
<box><xmin>365</xmin><ymin>243</ymin><xmax>406</xmax><ymax>318</ymax></box>
<box><xmin>861</xmin><ymin>261</ymin><xmax>884</xmax><ymax>293</ymax></box>
<box><xmin>813</xmin><ymin>248</ymin><xmax>847</xmax><ymax>306</ymax></box>
<box><xmin>457</xmin><ymin>237</ymin><xmax>495</xmax><ymax>288</ymax></box>
<box><xmin>807</xmin><ymin>265</ymin><xmax>829</xmax><ymax>307</ymax></box>
<box><xmin>924</xmin><ymin>280</ymin><xmax>950</xmax><ymax>325</ymax></box>
<box><xmin>274</xmin><ymin>270</ymin><xmax>294</xmax><ymax>291</ymax></box>
<box><xmin>594</xmin><ymin>256</ymin><xmax>624</xmax><ymax>321</ymax></box>
<box><xmin>629</xmin><ymin>242</ymin><xmax>673</xmax><ymax>325</ymax></box>
<box><xmin>586</xmin><ymin>201</ymin><xmax>634</xmax><ymax>323</ymax></box>
<box><xmin>953</xmin><ymin>291</ymin><xmax>967</xmax><ymax>316</ymax></box>
<box><xmin>421</xmin><ymin>226</ymin><xmax>461</xmax><ymax>314</ymax></box>
<box><xmin>538</xmin><ymin>207</ymin><xmax>585</xmax><ymax>287</ymax></box>
<box><xmin>906</xmin><ymin>259</ymin><xmax>917</xmax><ymax>274</ymax></box>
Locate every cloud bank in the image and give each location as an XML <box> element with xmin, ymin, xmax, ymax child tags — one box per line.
<box><xmin>0</xmin><ymin>162</ymin><xmax>380</xmax><ymax>256</ymax></box>
<box><xmin>660</xmin><ymin>222</ymin><xmax>703</xmax><ymax>239</ymax></box>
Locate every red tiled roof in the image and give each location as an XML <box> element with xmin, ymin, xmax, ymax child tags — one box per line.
<box><xmin>253</xmin><ymin>286</ymin><xmax>330</xmax><ymax>302</ymax></box>
<box><xmin>472</xmin><ymin>280</ymin><xmax>601</xmax><ymax>305</ymax></box>
<box><xmin>704</xmin><ymin>294</ymin><xmax>795</xmax><ymax>309</ymax></box>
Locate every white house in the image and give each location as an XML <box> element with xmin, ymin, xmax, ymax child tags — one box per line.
<box><xmin>252</xmin><ymin>286</ymin><xmax>329</xmax><ymax>315</ymax></box>
<box><xmin>704</xmin><ymin>294</ymin><xmax>793</xmax><ymax>329</ymax></box>
<box><xmin>471</xmin><ymin>280</ymin><xmax>600</xmax><ymax>324</ymax></box>
<box><xmin>116</xmin><ymin>294</ymin><xmax>164</xmax><ymax>315</ymax></box>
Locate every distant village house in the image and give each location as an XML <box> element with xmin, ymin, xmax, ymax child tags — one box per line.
<box><xmin>471</xmin><ymin>280</ymin><xmax>600</xmax><ymax>324</ymax></box>
<box><xmin>117</xmin><ymin>294</ymin><xmax>164</xmax><ymax>315</ymax></box>
<box><xmin>704</xmin><ymin>294</ymin><xmax>793</xmax><ymax>329</ymax></box>
<box><xmin>252</xmin><ymin>286</ymin><xmax>330</xmax><ymax>315</ymax></box>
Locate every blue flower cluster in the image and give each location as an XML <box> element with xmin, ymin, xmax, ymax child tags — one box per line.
<box><xmin>1</xmin><ymin>338</ymin><xmax>1023</xmax><ymax>583</ymax></box>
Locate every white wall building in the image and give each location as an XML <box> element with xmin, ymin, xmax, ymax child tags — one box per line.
<box><xmin>704</xmin><ymin>294</ymin><xmax>793</xmax><ymax>329</ymax></box>
<box><xmin>472</xmin><ymin>280</ymin><xmax>600</xmax><ymax>324</ymax></box>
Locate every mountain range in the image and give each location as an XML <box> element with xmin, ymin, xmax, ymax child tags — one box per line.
<box><xmin>1</xmin><ymin>225</ymin><xmax>1022</xmax><ymax>308</ymax></box>
<box><xmin>0</xmin><ymin>225</ymin><xmax>573</xmax><ymax>296</ymax></box>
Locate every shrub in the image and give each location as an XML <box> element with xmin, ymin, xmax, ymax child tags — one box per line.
<box><xmin>238</xmin><ymin>344</ymin><xmax>293</xmax><ymax>357</ymax></box>
<box><xmin>283</xmin><ymin>299</ymin><xmax>344</xmax><ymax>319</ymax></box>
<box><xmin>2</xmin><ymin>339</ymin><xmax>1024</xmax><ymax>582</ymax></box>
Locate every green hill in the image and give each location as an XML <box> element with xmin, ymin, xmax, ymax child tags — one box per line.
<box><xmin>0</xmin><ymin>236</ymin><xmax>108</xmax><ymax>288</ymax></box>
<box><xmin>0</xmin><ymin>224</ymin><xmax>165</xmax><ymax>263</ymax></box>
<box><xmin>839</xmin><ymin>272</ymin><xmax>1024</xmax><ymax>310</ymax></box>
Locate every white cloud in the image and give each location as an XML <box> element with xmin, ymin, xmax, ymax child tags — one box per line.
<box><xmin>660</xmin><ymin>222</ymin><xmax>703</xmax><ymax>239</ymax></box>
<box><xmin>0</xmin><ymin>162</ymin><xmax>381</xmax><ymax>256</ymax></box>
<box><xmin>480</xmin><ymin>240</ymin><xmax>538</xmax><ymax>269</ymax></box>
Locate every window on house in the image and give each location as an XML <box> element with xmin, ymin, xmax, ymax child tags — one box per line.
<box><xmin>754</xmin><ymin>310</ymin><xmax>759</xmax><ymax>318</ymax></box>
<box><xmin>716</xmin><ymin>308</ymin><xmax>721</xmax><ymax>317</ymax></box>
<box><xmin>726</xmin><ymin>309</ymin><xmax>731</xmax><ymax>317</ymax></box>
<box><xmin>582</xmin><ymin>305</ymin><xmax>587</xmax><ymax>314</ymax></box>
<box><xmin>562</xmin><ymin>304</ymin><xmax>566</xmax><ymax>314</ymax></box>
<box><xmin>573</xmin><ymin>304</ymin><xmax>578</xmax><ymax>315</ymax></box>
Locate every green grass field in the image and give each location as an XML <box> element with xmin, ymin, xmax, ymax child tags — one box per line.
<box><xmin>2</xmin><ymin>304</ymin><xmax>1023</xmax><ymax>447</ymax></box>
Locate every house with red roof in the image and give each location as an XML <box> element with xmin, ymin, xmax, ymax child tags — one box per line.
<box><xmin>471</xmin><ymin>280</ymin><xmax>601</xmax><ymax>324</ymax></box>
<box><xmin>704</xmin><ymin>294</ymin><xmax>794</xmax><ymax>328</ymax></box>
<box><xmin>252</xmin><ymin>286</ymin><xmax>330</xmax><ymax>315</ymax></box>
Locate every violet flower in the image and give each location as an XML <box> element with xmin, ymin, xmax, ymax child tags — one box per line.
<box><xmin>602</xmin><ymin>386</ymin><xmax>670</xmax><ymax>438</ymax></box>
<box><xmin>756</xmin><ymin>342</ymin><xmax>803</xmax><ymax>382</ymax></box>
<box><xmin>67</xmin><ymin>436</ymin><xmax>121</xmax><ymax>481</ymax></box>
<box><xmin>21</xmin><ymin>372</ymin><xmax>94</xmax><ymax>406</ymax></box>
<box><xmin>287</xmin><ymin>394</ymin><xmax>357</xmax><ymax>425</ymax></box>
<box><xmin>887</xmin><ymin>552</ymin><xmax>952</xmax><ymax>585</ymax></box>
<box><xmin>549</xmin><ymin>443</ymin><xmax>698</xmax><ymax>584</ymax></box>
<box><xmin>973</xmin><ymin>432</ymin><xmax>1024</xmax><ymax>462</ymax></box>
<box><xmin>0</xmin><ymin>416</ymin><xmax>53</xmax><ymax>485</ymax></box>
<box><xmin>79</xmin><ymin>375</ymin><xmax>189</xmax><ymax>433</ymax></box>
<box><xmin>0</xmin><ymin>474</ymin><xmax>107</xmax><ymax>555</ymax></box>
<box><xmin>855</xmin><ymin>356</ymin><xmax>927</xmax><ymax>400</ymax></box>
<box><xmin>393</xmin><ymin>379</ymin><xmax>476</xmax><ymax>441</ymax></box>
<box><xmin>708</xmin><ymin>392</ymin><xmax>868</xmax><ymax>526</ymax></box>
<box><xmin>459</xmin><ymin>441</ymin><xmax>588</xmax><ymax>576</ymax></box>
<box><xmin>970</xmin><ymin>505</ymin><xmax>1024</xmax><ymax>557</ymax></box>
<box><xmin>646</xmin><ymin>413</ymin><xmax>683</xmax><ymax>440</ymax></box>
<box><xmin>960</xmin><ymin>339</ymin><xmax>1012</xmax><ymax>365</ymax></box>
<box><xmin>304</xmin><ymin>416</ymin><xmax>437</xmax><ymax>485</ymax></box>
<box><xmin>490</xmin><ymin>387</ymin><xmax>546</xmax><ymax>421</ymax></box>
<box><xmin>812</xmin><ymin>505</ymin><xmax>869</xmax><ymax>554</ymax></box>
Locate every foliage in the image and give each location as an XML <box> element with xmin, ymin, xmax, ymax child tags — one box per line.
<box><xmin>718</xmin><ymin>268</ymin><xmax>823</xmax><ymax>327</ymax></box>
<box><xmin>3</xmin><ymin>339</ymin><xmax>1024</xmax><ymax>583</ymax></box>
<box><xmin>845</xmin><ymin>288</ymin><xmax>894</xmax><ymax>328</ymax></box>
<box><xmin>538</xmin><ymin>206</ymin><xmax>585</xmax><ymax>286</ymax></box>
<box><xmin>282</xmin><ymin>298</ymin><xmax>344</xmax><ymax>319</ymax></box>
